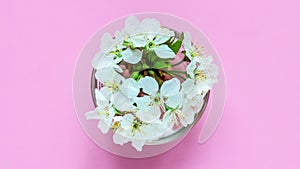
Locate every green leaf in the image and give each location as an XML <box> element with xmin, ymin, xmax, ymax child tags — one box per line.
<box><xmin>123</xmin><ymin>40</ymin><xmax>135</xmax><ymax>49</ymax></box>
<box><xmin>148</xmin><ymin>70</ymin><xmax>155</xmax><ymax>76</ymax></box>
<box><xmin>166</xmin><ymin>36</ymin><xmax>176</xmax><ymax>45</ymax></box>
<box><xmin>123</xmin><ymin>41</ymin><xmax>130</xmax><ymax>46</ymax></box>
<box><xmin>133</xmin><ymin>64</ymin><xmax>142</xmax><ymax>71</ymax></box>
<box><xmin>131</xmin><ymin>71</ymin><xmax>140</xmax><ymax>80</ymax></box>
<box><xmin>153</xmin><ymin>61</ymin><xmax>170</xmax><ymax>69</ymax></box>
<box><xmin>142</xmin><ymin>63</ymin><xmax>150</xmax><ymax>69</ymax></box>
<box><xmin>137</xmin><ymin>74</ymin><xmax>144</xmax><ymax>80</ymax></box>
<box><xmin>169</xmin><ymin>32</ymin><xmax>184</xmax><ymax>54</ymax></box>
<box><xmin>147</xmin><ymin>51</ymin><xmax>158</xmax><ymax>64</ymax></box>
<box><xmin>114</xmin><ymin>108</ymin><xmax>121</xmax><ymax>115</ymax></box>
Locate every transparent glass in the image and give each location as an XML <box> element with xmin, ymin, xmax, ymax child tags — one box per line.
<box><xmin>73</xmin><ymin>13</ymin><xmax>226</xmax><ymax>158</ymax></box>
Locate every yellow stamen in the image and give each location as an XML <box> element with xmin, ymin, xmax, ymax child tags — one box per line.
<box><xmin>195</xmin><ymin>70</ymin><xmax>207</xmax><ymax>80</ymax></box>
<box><xmin>103</xmin><ymin>81</ymin><xmax>119</xmax><ymax>91</ymax></box>
<box><xmin>98</xmin><ymin>107</ymin><xmax>110</xmax><ymax>118</ymax></box>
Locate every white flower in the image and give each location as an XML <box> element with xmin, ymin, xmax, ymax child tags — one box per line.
<box><xmin>112</xmin><ymin>130</ymin><xmax>130</xmax><ymax>146</ymax></box>
<box><xmin>121</xmin><ymin>47</ymin><xmax>143</xmax><ymax>64</ymax></box>
<box><xmin>95</xmin><ymin>67</ymin><xmax>124</xmax><ymax>93</ymax></box>
<box><xmin>125</xmin><ymin>18</ymin><xmax>176</xmax><ymax>59</ymax></box>
<box><xmin>163</xmin><ymin>79</ymin><xmax>205</xmax><ymax>128</ymax></box>
<box><xmin>186</xmin><ymin>56</ymin><xmax>218</xmax><ymax>89</ymax></box>
<box><xmin>181</xmin><ymin>78</ymin><xmax>208</xmax><ymax>100</ymax></box>
<box><xmin>122</xmin><ymin>16</ymin><xmax>140</xmax><ymax>35</ymax></box>
<box><xmin>112</xmin><ymin>114</ymin><xmax>165</xmax><ymax>151</ymax></box>
<box><xmin>111</xmin><ymin>116</ymin><xmax>129</xmax><ymax>146</ymax></box>
<box><xmin>134</xmin><ymin>77</ymin><xmax>182</xmax><ymax>123</ymax></box>
<box><xmin>93</xmin><ymin>31</ymin><xmax>143</xmax><ymax>67</ymax></box>
<box><xmin>182</xmin><ymin>94</ymin><xmax>204</xmax><ymax>115</ymax></box>
<box><xmin>92</xmin><ymin>53</ymin><xmax>123</xmax><ymax>72</ymax></box>
<box><xmin>183</xmin><ymin>32</ymin><xmax>206</xmax><ymax>63</ymax></box>
<box><xmin>112</xmin><ymin>114</ymin><xmax>146</xmax><ymax>151</ymax></box>
<box><xmin>181</xmin><ymin>79</ymin><xmax>205</xmax><ymax>115</ymax></box>
<box><xmin>94</xmin><ymin>32</ymin><xmax>123</xmax><ymax>64</ymax></box>
<box><xmin>95</xmin><ymin>68</ymin><xmax>140</xmax><ymax>111</ymax></box>
<box><xmin>163</xmin><ymin>107</ymin><xmax>196</xmax><ymax>128</ymax></box>
<box><xmin>85</xmin><ymin>89</ymin><xmax>115</xmax><ymax>133</ymax></box>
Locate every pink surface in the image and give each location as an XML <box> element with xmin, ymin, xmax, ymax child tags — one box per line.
<box><xmin>1</xmin><ymin>0</ymin><xmax>300</xmax><ymax>168</ymax></box>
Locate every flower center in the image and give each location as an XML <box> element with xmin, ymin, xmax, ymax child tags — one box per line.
<box><xmin>150</xmin><ymin>93</ymin><xmax>161</xmax><ymax>105</ymax></box>
<box><xmin>148</xmin><ymin>41</ymin><xmax>155</xmax><ymax>48</ymax></box>
<box><xmin>131</xmin><ymin>121</ymin><xmax>143</xmax><ymax>135</ymax></box>
<box><xmin>111</xmin><ymin>121</ymin><xmax>121</xmax><ymax>130</ymax></box>
<box><xmin>195</xmin><ymin>70</ymin><xmax>207</xmax><ymax>80</ymax></box>
<box><xmin>98</xmin><ymin>107</ymin><xmax>110</xmax><ymax>118</ymax></box>
<box><xmin>110</xmin><ymin>47</ymin><xmax>122</xmax><ymax>58</ymax></box>
<box><xmin>191</xmin><ymin>45</ymin><xmax>203</xmax><ymax>58</ymax></box>
<box><xmin>104</xmin><ymin>81</ymin><xmax>119</xmax><ymax>91</ymax></box>
<box><xmin>153</xmin><ymin>96</ymin><xmax>160</xmax><ymax>103</ymax></box>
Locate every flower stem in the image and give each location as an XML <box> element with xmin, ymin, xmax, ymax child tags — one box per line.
<box><xmin>165</xmin><ymin>70</ymin><xmax>186</xmax><ymax>74</ymax></box>
<box><xmin>167</xmin><ymin>72</ymin><xmax>186</xmax><ymax>81</ymax></box>
<box><xmin>171</xmin><ymin>60</ymin><xmax>185</xmax><ymax>67</ymax></box>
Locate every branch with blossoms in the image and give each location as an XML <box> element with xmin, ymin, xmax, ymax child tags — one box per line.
<box><xmin>86</xmin><ymin>16</ymin><xmax>219</xmax><ymax>151</ymax></box>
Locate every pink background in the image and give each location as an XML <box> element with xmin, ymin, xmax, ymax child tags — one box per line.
<box><xmin>1</xmin><ymin>0</ymin><xmax>300</xmax><ymax>168</ymax></box>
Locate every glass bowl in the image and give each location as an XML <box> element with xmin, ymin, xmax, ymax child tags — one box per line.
<box><xmin>73</xmin><ymin>12</ymin><xmax>225</xmax><ymax>158</ymax></box>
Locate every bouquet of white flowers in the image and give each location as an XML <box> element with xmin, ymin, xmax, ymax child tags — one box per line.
<box><xmin>85</xmin><ymin>16</ymin><xmax>218</xmax><ymax>151</ymax></box>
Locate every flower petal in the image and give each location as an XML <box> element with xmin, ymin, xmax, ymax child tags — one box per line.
<box><xmin>192</xmin><ymin>95</ymin><xmax>204</xmax><ymax>110</ymax></box>
<box><xmin>183</xmin><ymin>32</ymin><xmax>192</xmax><ymax>50</ymax></box>
<box><xmin>92</xmin><ymin>52</ymin><xmax>103</xmax><ymax>69</ymax></box>
<box><xmin>139</xmin><ymin>122</ymin><xmax>165</xmax><ymax>139</ymax></box>
<box><xmin>130</xmin><ymin>35</ymin><xmax>147</xmax><ymax>48</ymax></box>
<box><xmin>93</xmin><ymin>52</ymin><xmax>123</xmax><ymax>72</ymax></box>
<box><xmin>93</xmin><ymin>53</ymin><xmax>112</xmax><ymax>69</ymax></box>
<box><xmin>113</xmin><ymin>131</ymin><xmax>130</xmax><ymax>145</ymax></box>
<box><xmin>120</xmin><ymin>78</ymin><xmax>140</xmax><ymax>99</ymax></box>
<box><xmin>134</xmin><ymin>96</ymin><xmax>151</xmax><ymax>110</ymax></box>
<box><xmin>153</xmin><ymin>34</ymin><xmax>172</xmax><ymax>45</ymax></box>
<box><xmin>97</xmin><ymin>108</ymin><xmax>114</xmax><ymax>134</ymax></box>
<box><xmin>112</xmin><ymin>92</ymin><xmax>133</xmax><ymax>111</ymax></box>
<box><xmin>95</xmin><ymin>68</ymin><xmax>124</xmax><ymax>84</ymax></box>
<box><xmin>114</xmin><ymin>30</ymin><xmax>124</xmax><ymax>41</ymax></box>
<box><xmin>186</xmin><ymin>61</ymin><xmax>196</xmax><ymax>78</ymax></box>
<box><xmin>98</xmin><ymin>87</ymin><xmax>112</xmax><ymax>101</ymax></box>
<box><xmin>154</xmin><ymin>44</ymin><xmax>176</xmax><ymax>59</ymax></box>
<box><xmin>160</xmin><ymin>28</ymin><xmax>175</xmax><ymax>38</ymax></box>
<box><xmin>95</xmin><ymin>68</ymin><xmax>113</xmax><ymax>83</ymax></box>
<box><xmin>183</xmin><ymin>94</ymin><xmax>204</xmax><ymax>114</ymax></box>
<box><xmin>160</xmin><ymin>78</ymin><xmax>180</xmax><ymax>97</ymax></box>
<box><xmin>186</xmin><ymin>84</ymin><xmax>209</xmax><ymax>100</ymax></box>
<box><xmin>166</xmin><ymin>92</ymin><xmax>182</xmax><ymax>108</ymax></box>
<box><xmin>131</xmin><ymin>139</ymin><xmax>145</xmax><ymax>151</ymax></box>
<box><xmin>123</xmin><ymin>16</ymin><xmax>140</xmax><ymax>34</ymax></box>
<box><xmin>108</xmin><ymin>107</ymin><xmax>115</xmax><ymax>118</ymax></box>
<box><xmin>136</xmin><ymin>105</ymin><xmax>161</xmax><ymax>123</ymax></box>
<box><xmin>95</xmin><ymin>88</ymin><xmax>110</xmax><ymax>106</ymax></box>
<box><xmin>85</xmin><ymin>110</ymin><xmax>100</xmax><ymax>120</ymax></box>
<box><xmin>121</xmin><ymin>114</ymin><xmax>134</xmax><ymax>129</ymax></box>
<box><xmin>181</xmin><ymin>78</ymin><xmax>195</xmax><ymax>94</ymax></box>
<box><xmin>122</xmin><ymin>48</ymin><xmax>143</xmax><ymax>64</ymax></box>
<box><xmin>138</xmin><ymin>76</ymin><xmax>158</xmax><ymax>95</ymax></box>
<box><xmin>179</xmin><ymin>110</ymin><xmax>195</xmax><ymax>127</ymax></box>
<box><xmin>183</xmin><ymin>32</ymin><xmax>193</xmax><ymax>59</ymax></box>
<box><xmin>140</xmin><ymin>18</ymin><xmax>161</xmax><ymax>33</ymax></box>
<box><xmin>162</xmin><ymin>110</ymin><xmax>176</xmax><ymax>129</ymax></box>
<box><xmin>100</xmin><ymin>33</ymin><xmax>114</xmax><ymax>53</ymax></box>
<box><xmin>113</xmin><ymin>116</ymin><xmax>123</xmax><ymax>122</ymax></box>
<box><xmin>98</xmin><ymin>118</ymin><xmax>111</xmax><ymax>134</ymax></box>
<box><xmin>98</xmin><ymin>121</ymin><xmax>110</xmax><ymax>133</ymax></box>
<box><xmin>185</xmin><ymin>48</ymin><xmax>192</xmax><ymax>59</ymax></box>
